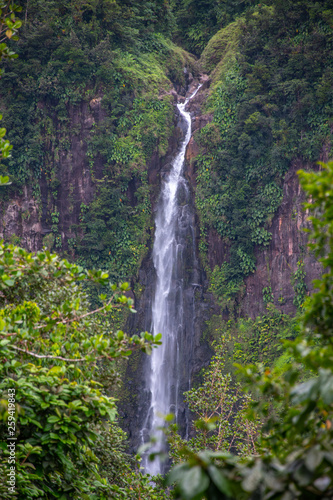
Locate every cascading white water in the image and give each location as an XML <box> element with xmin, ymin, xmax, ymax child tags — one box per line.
<box><xmin>141</xmin><ymin>85</ymin><xmax>201</xmax><ymax>475</ymax></box>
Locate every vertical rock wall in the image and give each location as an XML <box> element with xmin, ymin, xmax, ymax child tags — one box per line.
<box><xmin>185</xmin><ymin>79</ymin><xmax>327</xmax><ymax>319</ymax></box>
<box><xmin>241</xmin><ymin>158</ymin><xmax>325</xmax><ymax>318</ymax></box>
<box><xmin>0</xmin><ymin>97</ymin><xmax>106</xmax><ymax>252</ymax></box>
<box><xmin>118</xmin><ymin>99</ymin><xmax>213</xmax><ymax>453</ymax></box>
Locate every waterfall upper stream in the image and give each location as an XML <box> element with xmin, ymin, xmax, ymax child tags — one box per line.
<box><xmin>141</xmin><ymin>86</ymin><xmax>201</xmax><ymax>475</ymax></box>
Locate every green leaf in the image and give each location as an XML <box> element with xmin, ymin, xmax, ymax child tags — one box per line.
<box><xmin>47</xmin><ymin>416</ymin><xmax>61</xmax><ymax>424</ymax></box>
<box><xmin>319</xmin><ymin>371</ymin><xmax>333</xmax><ymax>405</ymax></box>
<box><xmin>179</xmin><ymin>466</ymin><xmax>210</xmax><ymax>499</ymax></box>
<box><xmin>144</xmin><ymin>345</ymin><xmax>152</xmax><ymax>356</ymax></box>
<box><xmin>167</xmin><ymin>463</ymin><xmax>191</xmax><ymax>485</ymax></box>
<box><xmin>47</xmin><ymin>366</ymin><xmax>64</xmax><ymax>376</ymax></box>
<box><xmin>29</xmin><ymin>419</ymin><xmax>43</xmax><ymax>429</ymax></box>
<box><xmin>208</xmin><ymin>465</ymin><xmax>232</xmax><ymax>496</ymax></box>
<box><xmin>3</xmin><ymin>278</ymin><xmax>15</xmax><ymax>286</ymax></box>
<box><xmin>305</xmin><ymin>448</ymin><xmax>323</xmax><ymax>472</ymax></box>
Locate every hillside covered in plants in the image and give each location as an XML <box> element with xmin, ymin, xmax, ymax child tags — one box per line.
<box><xmin>0</xmin><ymin>0</ymin><xmax>332</xmax><ymax>498</ymax></box>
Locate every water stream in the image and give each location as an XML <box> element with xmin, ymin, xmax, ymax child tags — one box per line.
<box><xmin>141</xmin><ymin>86</ymin><xmax>201</xmax><ymax>475</ymax></box>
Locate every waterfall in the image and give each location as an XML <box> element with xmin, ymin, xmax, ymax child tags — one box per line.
<box><xmin>141</xmin><ymin>85</ymin><xmax>201</xmax><ymax>475</ymax></box>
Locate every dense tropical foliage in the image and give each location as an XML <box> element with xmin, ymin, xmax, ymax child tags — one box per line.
<box><xmin>0</xmin><ymin>243</ymin><xmax>167</xmax><ymax>498</ymax></box>
<box><xmin>195</xmin><ymin>0</ymin><xmax>333</xmax><ymax>305</ymax></box>
<box><xmin>0</xmin><ymin>0</ymin><xmax>332</xmax><ymax>498</ymax></box>
<box><xmin>0</xmin><ymin>0</ymin><xmax>195</xmax><ymax>283</ymax></box>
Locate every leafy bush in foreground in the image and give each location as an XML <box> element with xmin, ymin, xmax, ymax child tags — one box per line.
<box><xmin>0</xmin><ymin>243</ymin><xmax>161</xmax><ymax>498</ymax></box>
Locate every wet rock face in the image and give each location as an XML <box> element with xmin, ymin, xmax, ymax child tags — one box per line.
<box><xmin>0</xmin><ymin>185</ymin><xmax>43</xmax><ymax>250</ymax></box>
<box><xmin>183</xmin><ymin>79</ymin><xmax>327</xmax><ymax>319</ymax></box>
<box><xmin>120</xmin><ymin>245</ymin><xmax>212</xmax><ymax>456</ymax></box>
<box><xmin>118</xmin><ymin>104</ymin><xmax>213</xmax><ymax>455</ymax></box>
<box><xmin>199</xmin><ymin>156</ymin><xmax>326</xmax><ymax>318</ymax></box>
<box><xmin>241</xmin><ymin>159</ymin><xmax>324</xmax><ymax>318</ymax></box>
<box><xmin>0</xmin><ymin>98</ymin><xmax>104</xmax><ymax>252</ymax></box>
<box><xmin>118</xmin><ymin>79</ymin><xmax>328</xmax><ymax>452</ymax></box>
<box><xmin>185</xmin><ymin>76</ymin><xmax>213</xmax><ymax>190</ymax></box>
<box><xmin>52</xmin><ymin>100</ymin><xmax>102</xmax><ymax>245</ymax></box>
<box><xmin>0</xmin><ymin>92</ymin><xmax>181</xmax><ymax>253</ymax></box>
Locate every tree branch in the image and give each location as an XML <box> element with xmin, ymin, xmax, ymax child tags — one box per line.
<box><xmin>10</xmin><ymin>345</ymin><xmax>96</xmax><ymax>362</ymax></box>
<box><xmin>9</xmin><ymin>340</ymin><xmax>146</xmax><ymax>363</ymax></box>
<box><xmin>0</xmin><ymin>294</ymin><xmax>128</xmax><ymax>336</ymax></box>
<box><xmin>35</xmin><ymin>293</ymin><xmax>122</xmax><ymax>330</ymax></box>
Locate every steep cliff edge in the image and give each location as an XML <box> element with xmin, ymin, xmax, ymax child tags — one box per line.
<box><xmin>0</xmin><ymin>98</ymin><xmax>102</xmax><ymax>252</ymax></box>
<box><xmin>118</xmin><ymin>85</ymin><xmax>214</xmax><ymax>454</ymax></box>
<box><xmin>241</xmin><ymin>158</ymin><xmax>325</xmax><ymax>318</ymax></box>
<box><xmin>186</xmin><ymin>86</ymin><xmax>327</xmax><ymax>317</ymax></box>
<box><xmin>184</xmin><ymin>4</ymin><xmax>332</xmax><ymax>319</ymax></box>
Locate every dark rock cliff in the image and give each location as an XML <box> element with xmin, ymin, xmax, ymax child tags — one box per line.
<box><xmin>241</xmin><ymin>158</ymin><xmax>325</xmax><ymax>318</ymax></box>
<box><xmin>118</xmin><ymin>94</ymin><xmax>213</xmax><ymax>453</ymax></box>
<box><xmin>3</xmin><ymin>72</ymin><xmax>323</xmax><ymax>320</ymax></box>
<box><xmin>185</xmin><ymin>79</ymin><xmax>326</xmax><ymax>319</ymax></box>
<box><xmin>0</xmin><ymin>97</ymin><xmax>105</xmax><ymax>252</ymax></box>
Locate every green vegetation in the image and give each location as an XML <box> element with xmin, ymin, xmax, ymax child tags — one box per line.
<box><xmin>1</xmin><ymin>0</ymin><xmax>331</xmax><ymax>302</ymax></box>
<box><xmin>77</xmin><ymin>87</ymin><xmax>175</xmax><ymax>278</ymax></box>
<box><xmin>0</xmin><ymin>0</ymin><xmax>22</xmax><ymax>185</ymax></box>
<box><xmin>0</xmin><ymin>1</ymin><xmax>332</xmax><ymax>498</ymax></box>
<box><xmin>0</xmin><ymin>0</ymin><xmax>195</xmax><ymax>281</ymax></box>
<box><xmin>231</xmin><ymin>305</ymin><xmax>298</xmax><ymax>367</ymax></box>
<box><xmin>0</xmin><ymin>243</ymin><xmax>167</xmax><ymax>498</ymax></box>
<box><xmin>203</xmin><ymin>304</ymin><xmax>298</xmax><ymax>373</ymax></box>
<box><xmin>195</xmin><ymin>0</ymin><xmax>333</xmax><ymax>309</ymax></box>
<box><xmin>173</xmin><ymin>0</ymin><xmax>254</xmax><ymax>55</ymax></box>
<box><xmin>169</xmin><ymin>339</ymin><xmax>259</xmax><ymax>463</ymax></box>
<box><xmin>291</xmin><ymin>259</ymin><xmax>307</xmax><ymax>309</ymax></box>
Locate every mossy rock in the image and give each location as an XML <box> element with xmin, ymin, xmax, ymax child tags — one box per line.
<box><xmin>200</xmin><ymin>20</ymin><xmax>241</xmax><ymax>78</ymax></box>
<box><xmin>42</xmin><ymin>233</ymin><xmax>55</xmax><ymax>250</ymax></box>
